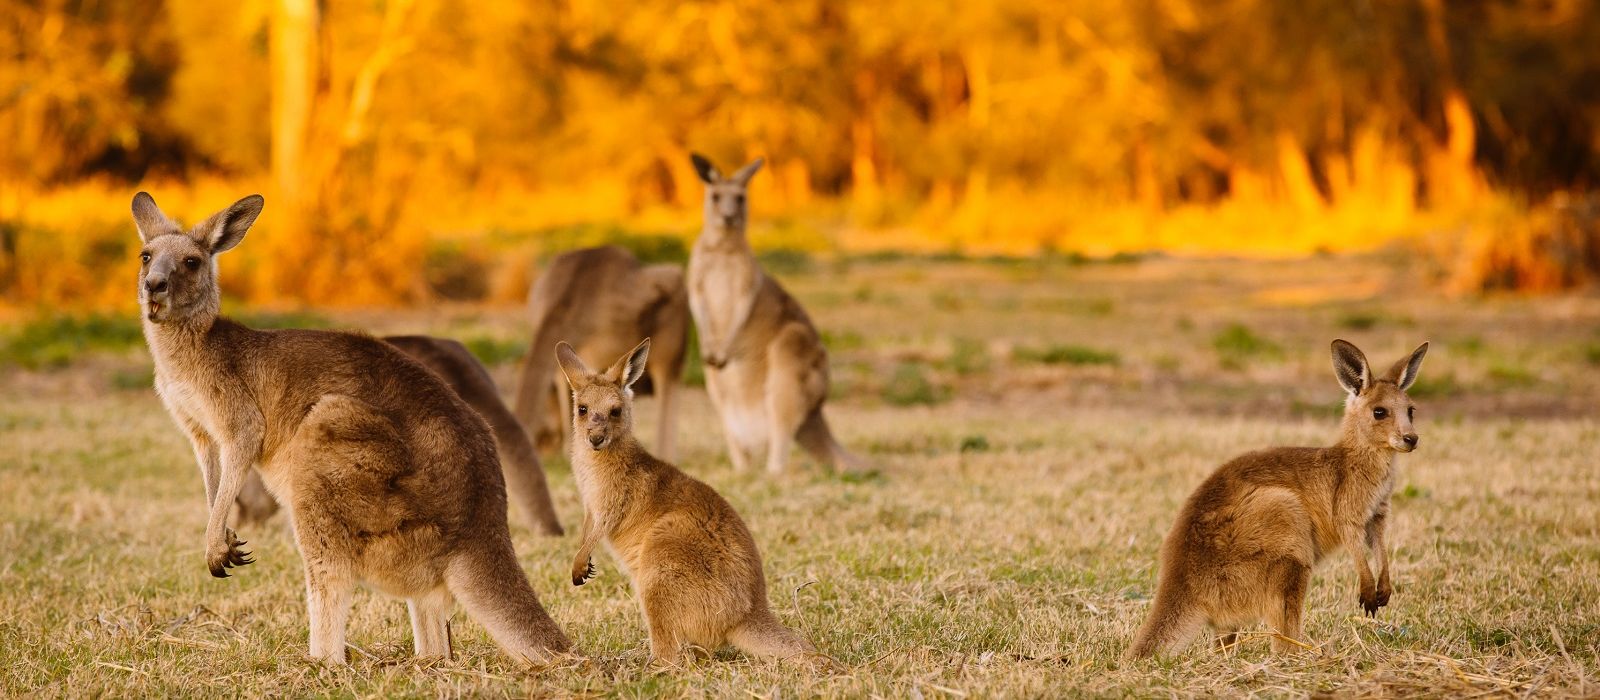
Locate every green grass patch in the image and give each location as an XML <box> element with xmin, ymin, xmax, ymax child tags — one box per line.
<box><xmin>109</xmin><ymin>367</ymin><xmax>152</xmax><ymax>391</ymax></box>
<box><xmin>1582</xmin><ymin>343</ymin><xmax>1600</xmax><ymax>366</ymax></box>
<box><xmin>944</xmin><ymin>338</ymin><xmax>991</xmax><ymax>376</ymax></box>
<box><xmin>462</xmin><ymin>335</ymin><xmax>528</xmax><ymax>367</ymax></box>
<box><xmin>0</xmin><ymin>313</ymin><xmax>144</xmax><ymax>369</ymax></box>
<box><xmin>1212</xmin><ymin>323</ymin><xmax>1282</xmax><ymax>369</ymax></box>
<box><xmin>881</xmin><ymin>362</ymin><xmax>948</xmax><ymax>406</ymax></box>
<box><xmin>820</xmin><ymin>329</ymin><xmax>866</xmax><ymax>353</ymax></box>
<box><xmin>232</xmin><ymin>309</ymin><xmax>332</xmax><ymax>330</ymax></box>
<box><xmin>755</xmin><ymin>248</ymin><xmax>815</xmax><ymax>276</ymax></box>
<box><xmin>513</xmin><ymin>223</ymin><xmax>689</xmax><ymax>265</ymax></box>
<box><xmin>1013</xmin><ymin>344</ymin><xmax>1120</xmax><ymax>366</ymax></box>
<box><xmin>681</xmin><ymin>329</ymin><xmax>705</xmax><ymax>388</ymax></box>
<box><xmin>1487</xmin><ymin>361</ymin><xmax>1538</xmax><ymax>387</ymax></box>
<box><xmin>1408</xmin><ymin>371</ymin><xmax>1463</xmax><ymax>398</ymax></box>
<box><xmin>959</xmin><ymin>435</ymin><xmax>991</xmax><ymax>453</ymax></box>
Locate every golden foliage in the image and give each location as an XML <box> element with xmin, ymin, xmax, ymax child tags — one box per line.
<box><xmin>3</xmin><ymin>0</ymin><xmax>1599</xmax><ymax>307</ymax></box>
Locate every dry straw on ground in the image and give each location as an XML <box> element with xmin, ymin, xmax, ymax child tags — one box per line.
<box><xmin>2</xmin><ymin>256</ymin><xmax>1596</xmax><ymax>696</ymax></box>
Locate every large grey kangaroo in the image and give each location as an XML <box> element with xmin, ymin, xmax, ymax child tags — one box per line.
<box><xmin>234</xmin><ymin>335</ymin><xmax>566</xmax><ymax>537</ymax></box>
<box><xmin>132</xmin><ymin>192</ymin><xmax>569</xmax><ymax>665</ymax></box>
<box><xmin>686</xmin><ymin>154</ymin><xmax>864</xmax><ymax>474</ymax></box>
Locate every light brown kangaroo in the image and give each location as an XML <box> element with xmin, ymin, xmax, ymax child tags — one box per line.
<box><xmin>686</xmin><ymin>154</ymin><xmax>863</xmax><ymax>474</ymax></box>
<box><xmin>233</xmin><ymin>334</ymin><xmax>565</xmax><ymax>537</ymax></box>
<box><xmin>131</xmin><ymin>192</ymin><xmax>569</xmax><ymax>665</ymax></box>
<box><xmin>557</xmin><ymin>338</ymin><xmax>831</xmax><ymax>669</ymax></box>
<box><xmin>1127</xmin><ymin>339</ymin><xmax>1429</xmax><ymax>658</ymax></box>
<box><xmin>512</xmin><ymin>246</ymin><xmax>688</xmax><ymax>461</ymax></box>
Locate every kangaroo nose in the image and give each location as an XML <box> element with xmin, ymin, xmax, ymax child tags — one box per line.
<box><xmin>145</xmin><ymin>277</ymin><xmax>169</xmax><ymax>295</ymax></box>
<box><xmin>1402</xmin><ymin>434</ymin><xmax>1418</xmax><ymax>448</ymax></box>
<box><xmin>589</xmin><ymin>433</ymin><xmax>605</xmax><ymax>448</ymax></box>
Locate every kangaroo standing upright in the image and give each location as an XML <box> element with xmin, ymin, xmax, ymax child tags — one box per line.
<box><xmin>512</xmin><ymin>246</ymin><xmax>688</xmax><ymax>461</ymax></box>
<box><xmin>558</xmin><ymin>339</ymin><xmax>830</xmax><ymax>668</ymax></box>
<box><xmin>233</xmin><ymin>334</ymin><xmax>566</xmax><ymax>537</ymax></box>
<box><xmin>1127</xmin><ymin>339</ymin><xmax>1429</xmax><ymax>657</ymax></box>
<box><xmin>131</xmin><ymin>192</ymin><xmax>569</xmax><ymax>665</ymax></box>
<box><xmin>686</xmin><ymin>154</ymin><xmax>862</xmax><ymax>474</ymax></box>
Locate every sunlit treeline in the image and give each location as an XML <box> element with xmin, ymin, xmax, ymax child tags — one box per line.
<box><xmin>2</xmin><ymin>0</ymin><xmax>1597</xmax><ymax>306</ymax></box>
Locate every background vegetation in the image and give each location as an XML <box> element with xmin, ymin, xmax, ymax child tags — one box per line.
<box><xmin>4</xmin><ymin>0</ymin><xmax>1600</xmax><ymax>309</ymax></box>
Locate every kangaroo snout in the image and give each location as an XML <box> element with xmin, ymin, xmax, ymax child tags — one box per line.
<box><xmin>145</xmin><ymin>276</ymin><xmax>169</xmax><ymax>297</ymax></box>
<box><xmin>588</xmin><ymin>432</ymin><xmax>607</xmax><ymax>449</ymax></box>
<box><xmin>1401</xmin><ymin>433</ymin><xmax>1419</xmax><ymax>450</ymax></box>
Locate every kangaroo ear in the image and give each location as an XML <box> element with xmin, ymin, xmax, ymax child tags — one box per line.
<box><xmin>1386</xmin><ymin>341</ymin><xmax>1429</xmax><ymax>391</ymax></box>
<box><xmin>195</xmin><ymin>194</ymin><xmax>264</xmax><ymax>254</ymax></box>
<box><xmin>690</xmin><ymin>153</ymin><xmax>721</xmax><ymax>184</ymax></box>
<box><xmin>605</xmin><ymin>337</ymin><xmax>651</xmax><ymax>389</ymax></box>
<box><xmin>731</xmin><ymin>157</ymin><xmax>765</xmax><ymax>185</ymax></box>
<box><xmin>1331</xmin><ymin>339</ymin><xmax>1371</xmax><ymax>396</ymax></box>
<box><xmin>555</xmin><ymin>342</ymin><xmax>592</xmax><ymax>390</ymax></box>
<box><xmin>131</xmin><ymin>192</ymin><xmax>176</xmax><ymax>243</ymax></box>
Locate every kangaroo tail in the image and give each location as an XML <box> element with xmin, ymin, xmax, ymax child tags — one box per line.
<box><xmin>1126</xmin><ymin>580</ymin><xmax>1205</xmax><ymax>659</ymax></box>
<box><xmin>728</xmin><ymin>611</ymin><xmax>839</xmax><ymax>672</ymax></box>
<box><xmin>446</xmin><ymin>542</ymin><xmax>571</xmax><ymax>664</ymax></box>
<box><xmin>795</xmin><ymin>408</ymin><xmax>867</xmax><ymax>473</ymax></box>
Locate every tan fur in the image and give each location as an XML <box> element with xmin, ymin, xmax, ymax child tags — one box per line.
<box><xmin>131</xmin><ymin>192</ymin><xmax>569</xmax><ymax>666</ymax></box>
<box><xmin>556</xmin><ymin>338</ymin><xmax>833</xmax><ymax>669</ymax></box>
<box><xmin>512</xmin><ymin>246</ymin><xmax>688</xmax><ymax>461</ymax></box>
<box><xmin>686</xmin><ymin>154</ymin><xmax>864</xmax><ymax>474</ymax></box>
<box><xmin>1127</xmin><ymin>339</ymin><xmax>1429</xmax><ymax>658</ymax></box>
<box><xmin>233</xmin><ymin>335</ymin><xmax>566</xmax><ymax>537</ymax></box>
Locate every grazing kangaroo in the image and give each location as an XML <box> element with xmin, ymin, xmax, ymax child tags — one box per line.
<box><xmin>131</xmin><ymin>192</ymin><xmax>569</xmax><ymax>665</ymax></box>
<box><xmin>1127</xmin><ymin>339</ymin><xmax>1429</xmax><ymax>658</ymax></box>
<box><xmin>232</xmin><ymin>335</ymin><xmax>566</xmax><ymax>537</ymax></box>
<box><xmin>558</xmin><ymin>339</ymin><xmax>830</xmax><ymax>668</ymax></box>
<box><xmin>686</xmin><ymin>154</ymin><xmax>862</xmax><ymax>474</ymax></box>
<box><xmin>512</xmin><ymin>246</ymin><xmax>688</xmax><ymax>461</ymax></box>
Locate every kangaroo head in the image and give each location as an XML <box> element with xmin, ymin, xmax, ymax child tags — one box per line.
<box><xmin>1331</xmin><ymin>339</ymin><xmax>1429</xmax><ymax>453</ymax></box>
<box><xmin>131</xmin><ymin>192</ymin><xmax>263</xmax><ymax>325</ymax></box>
<box><xmin>555</xmin><ymin>338</ymin><xmax>651</xmax><ymax>452</ymax></box>
<box><xmin>690</xmin><ymin>153</ymin><xmax>763</xmax><ymax>236</ymax></box>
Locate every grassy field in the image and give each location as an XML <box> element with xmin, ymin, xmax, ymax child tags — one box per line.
<box><xmin>2</xmin><ymin>254</ymin><xmax>1598</xmax><ymax>697</ymax></box>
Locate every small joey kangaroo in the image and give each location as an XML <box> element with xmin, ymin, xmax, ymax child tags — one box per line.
<box><xmin>512</xmin><ymin>246</ymin><xmax>689</xmax><ymax>461</ymax></box>
<box><xmin>1127</xmin><ymin>339</ymin><xmax>1429</xmax><ymax>658</ymax></box>
<box><xmin>686</xmin><ymin>153</ymin><xmax>864</xmax><ymax>475</ymax></box>
<box><xmin>557</xmin><ymin>338</ymin><xmax>834</xmax><ymax>669</ymax></box>
<box><xmin>131</xmin><ymin>192</ymin><xmax>569</xmax><ymax>665</ymax></box>
<box><xmin>232</xmin><ymin>334</ymin><xmax>567</xmax><ymax>537</ymax></box>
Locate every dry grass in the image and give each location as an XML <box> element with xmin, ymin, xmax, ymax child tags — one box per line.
<box><xmin>2</xmin><ymin>256</ymin><xmax>1598</xmax><ymax>696</ymax></box>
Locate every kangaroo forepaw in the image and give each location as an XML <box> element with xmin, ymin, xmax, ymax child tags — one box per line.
<box><xmin>208</xmin><ymin>529</ymin><xmax>254</xmax><ymax>578</ymax></box>
<box><xmin>572</xmin><ymin>559</ymin><xmax>596</xmax><ymax>586</ymax></box>
<box><xmin>1359</xmin><ymin>587</ymin><xmax>1383</xmax><ymax>617</ymax></box>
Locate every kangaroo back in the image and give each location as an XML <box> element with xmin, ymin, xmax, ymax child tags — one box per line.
<box><xmin>383</xmin><ymin>335</ymin><xmax>564</xmax><ymax>536</ymax></box>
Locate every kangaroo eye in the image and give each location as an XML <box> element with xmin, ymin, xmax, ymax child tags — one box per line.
<box><xmin>712</xmin><ymin>193</ymin><xmax>722</xmax><ymax>204</ymax></box>
<box><xmin>1407</xmin><ymin>406</ymin><xmax>1415</xmax><ymax>419</ymax></box>
<box><xmin>577</xmin><ymin>405</ymin><xmax>588</xmax><ymax>416</ymax></box>
<box><xmin>735</xmin><ymin>194</ymin><xmax>745</xmax><ymax>206</ymax></box>
<box><xmin>140</xmin><ymin>252</ymin><xmax>151</xmax><ymax>264</ymax></box>
<box><xmin>609</xmin><ymin>407</ymin><xmax>621</xmax><ymax>418</ymax></box>
<box><xmin>183</xmin><ymin>257</ymin><xmax>202</xmax><ymax>270</ymax></box>
<box><xmin>1373</xmin><ymin>407</ymin><xmax>1389</xmax><ymax>420</ymax></box>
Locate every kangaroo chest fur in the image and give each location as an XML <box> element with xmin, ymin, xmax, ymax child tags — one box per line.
<box><xmin>688</xmin><ymin>243</ymin><xmax>761</xmax><ymax>345</ymax></box>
